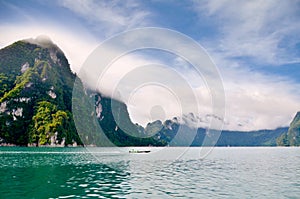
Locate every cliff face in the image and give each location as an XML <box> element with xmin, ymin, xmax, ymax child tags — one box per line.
<box><xmin>277</xmin><ymin>112</ymin><xmax>300</xmax><ymax>146</ymax></box>
<box><xmin>0</xmin><ymin>37</ymin><xmax>80</xmax><ymax>146</ymax></box>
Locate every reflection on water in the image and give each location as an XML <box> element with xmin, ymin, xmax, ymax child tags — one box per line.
<box><xmin>1</xmin><ymin>163</ymin><xmax>132</xmax><ymax>198</ymax></box>
<box><xmin>0</xmin><ymin>148</ymin><xmax>132</xmax><ymax>198</ymax></box>
<box><xmin>0</xmin><ymin>147</ymin><xmax>300</xmax><ymax>198</ymax></box>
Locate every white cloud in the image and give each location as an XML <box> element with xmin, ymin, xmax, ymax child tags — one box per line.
<box><xmin>76</xmin><ymin>28</ymin><xmax>224</xmax><ymax>129</ymax></box>
<box><xmin>91</xmin><ymin>51</ymin><xmax>205</xmax><ymax>127</ymax></box>
<box><xmin>58</xmin><ymin>0</ymin><xmax>151</xmax><ymax>36</ymax></box>
<box><xmin>188</xmin><ymin>0</ymin><xmax>300</xmax><ymax>130</ymax></box>
<box><xmin>221</xmin><ymin>67</ymin><xmax>300</xmax><ymax>131</ymax></box>
<box><xmin>108</xmin><ymin>55</ymin><xmax>300</xmax><ymax>131</ymax></box>
<box><xmin>194</xmin><ymin>0</ymin><xmax>300</xmax><ymax>65</ymax></box>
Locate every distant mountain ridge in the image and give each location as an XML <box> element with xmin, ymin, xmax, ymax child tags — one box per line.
<box><xmin>0</xmin><ymin>37</ymin><xmax>295</xmax><ymax>147</ymax></box>
<box><xmin>143</xmin><ymin>119</ymin><xmax>288</xmax><ymax>146</ymax></box>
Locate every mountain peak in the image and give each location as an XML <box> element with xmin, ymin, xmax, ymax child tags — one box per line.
<box><xmin>0</xmin><ymin>38</ymin><xmax>80</xmax><ymax>146</ymax></box>
<box><xmin>291</xmin><ymin>111</ymin><xmax>300</xmax><ymax>126</ymax></box>
<box><xmin>23</xmin><ymin>35</ymin><xmax>60</xmax><ymax>51</ymax></box>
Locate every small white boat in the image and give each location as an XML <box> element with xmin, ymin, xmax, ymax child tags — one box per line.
<box><xmin>129</xmin><ymin>149</ymin><xmax>151</xmax><ymax>153</ymax></box>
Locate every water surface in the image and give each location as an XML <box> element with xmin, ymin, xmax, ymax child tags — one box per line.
<box><xmin>0</xmin><ymin>147</ymin><xmax>299</xmax><ymax>198</ymax></box>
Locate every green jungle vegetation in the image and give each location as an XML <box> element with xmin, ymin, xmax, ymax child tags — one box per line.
<box><xmin>0</xmin><ymin>39</ymin><xmax>79</xmax><ymax>146</ymax></box>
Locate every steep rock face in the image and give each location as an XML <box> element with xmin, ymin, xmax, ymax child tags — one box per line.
<box><xmin>277</xmin><ymin>112</ymin><xmax>300</xmax><ymax>146</ymax></box>
<box><xmin>0</xmin><ymin>37</ymin><xmax>80</xmax><ymax>146</ymax></box>
<box><xmin>72</xmin><ymin>90</ymin><xmax>165</xmax><ymax>146</ymax></box>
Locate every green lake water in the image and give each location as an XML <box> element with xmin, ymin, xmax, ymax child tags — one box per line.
<box><xmin>0</xmin><ymin>147</ymin><xmax>299</xmax><ymax>198</ymax></box>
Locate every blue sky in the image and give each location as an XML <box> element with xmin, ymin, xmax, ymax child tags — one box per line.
<box><xmin>0</xmin><ymin>0</ymin><xmax>300</xmax><ymax>131</ymax></box>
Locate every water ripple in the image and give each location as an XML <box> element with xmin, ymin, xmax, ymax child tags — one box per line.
<box><xmin>0</xmin><ymin>147</ymin><xmax>300</xmax><ymax>198</ymax></box>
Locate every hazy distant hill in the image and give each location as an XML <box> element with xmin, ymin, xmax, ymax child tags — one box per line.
<box><xmin>143</xmin><ymin>119</ymin><xmax>288</xmax><ymax>146</ymax></box>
